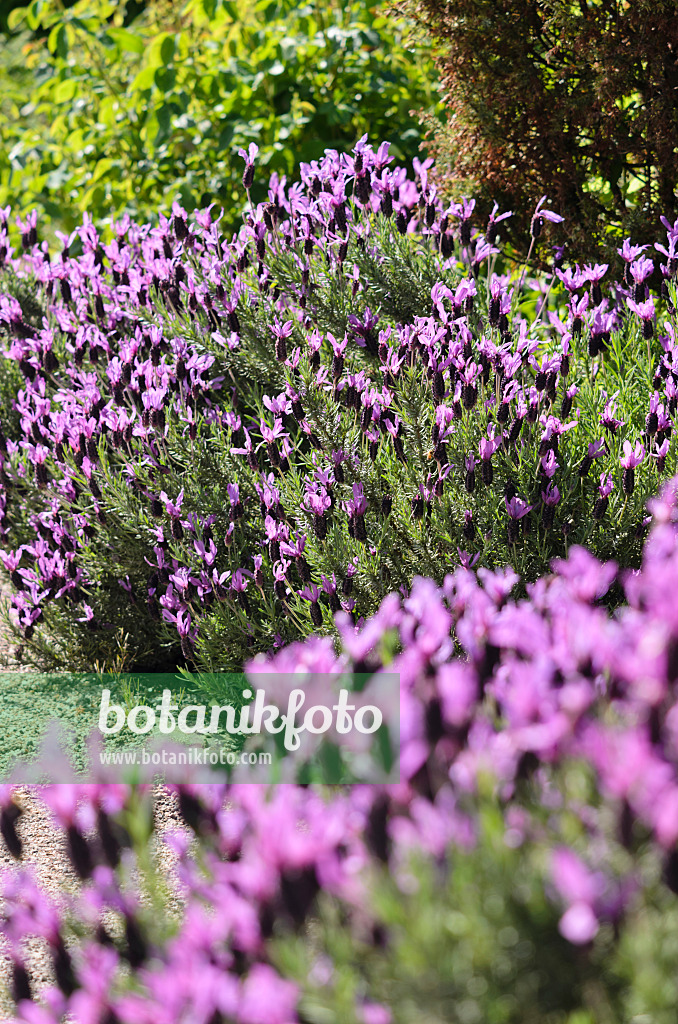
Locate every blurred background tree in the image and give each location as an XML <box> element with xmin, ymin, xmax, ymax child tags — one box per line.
<box><xmin>0</xmin><ymin>0</ymin><xmax>443</xmax><ymax>238</ymax></box>
<box><xmin>395</xmin><ymin>0</ymin><xmax>678</xmax><ymax>261</ymax></box>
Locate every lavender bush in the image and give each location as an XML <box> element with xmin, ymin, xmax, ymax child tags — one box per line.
<box><xmin>0</xmin><ymin>139</ymin><xmax>677</xmax><ymax>670</ymax></box>
<box><xmin>4</xmin><ymin>477</ymin><xmax>678</xmax><ymax>1020</ymax></box>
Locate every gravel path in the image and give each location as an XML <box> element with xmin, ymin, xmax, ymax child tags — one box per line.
<box><xmin>0</xmin><ymin>787</ymin><xmax>192</xmax><ymax>1016</ymax></box>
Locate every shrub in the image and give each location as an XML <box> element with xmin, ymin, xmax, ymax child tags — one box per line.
<box><xmin>0</xmin><ymin>0</ymin><xmax>442</xmax><ymax>236</ymax></box>
<box><xmin>396</xmin><ymin>0</ymin><xmax>678</xmax><ymax>262</ymax></box>
<box><xmin>0</xmin><ymin>139</ymin><xmax>676</xmax><ymax>671</ymax></box>
<box><xmin>4</xmin><ymin>482</ymin><xmax>678</xmax><ymax>1020</ymax></box>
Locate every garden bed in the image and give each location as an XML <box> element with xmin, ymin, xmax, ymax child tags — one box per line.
<box><xmin>0</xmin><ymin>133</ymin><xmax>677</xmax><ymax>1021</ymax></box>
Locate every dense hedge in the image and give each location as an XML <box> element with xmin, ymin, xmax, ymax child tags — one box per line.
<box><xmin>397</xmin><ymin>0</ymin><xmax>678</xmax><ymax>262</ymax></box>
<box><xmin>0</xmin><ymin>0</ymin><xmax>442</xmax><ymax>237</ymax></box>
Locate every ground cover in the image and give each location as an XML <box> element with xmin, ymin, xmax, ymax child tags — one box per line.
<box><xmin>0</xmin><ymin>670</ymin><xmax>222</xmax><ymax>778</ymax></box>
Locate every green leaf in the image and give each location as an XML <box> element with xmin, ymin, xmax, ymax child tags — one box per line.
<box><xmin>154</xmin><ymin>67</ymin><xmax>177</xmax><ymax>93</ymax></box>
<box><xmin>69</xmin><ymin>15</ymin><xmax>101</xmax><ymax>36</ymax></box>
<box><xmin>153</xmin><ymin>102</ymin><xmax>173</xmax><ymax>146</ymax></box>
<box><xmin>25</xmin><ymin>0</ymin><xmax>44</xmax><ymax>31</ymax></box>
<box><xmin>160</xmin><ymin>34</ymin><xmax>176</xmax><ymax>65</ymax></box>
<box><xmin>53</xmin><ymin>79</ymin><xmax>77</xmax><ymax>104</ymax></box>
<box><xmin>188</xmin><ymin>0</ymin><xmax>218</xmax><ymax>26</ymax></box>
<box><xmin>46</xmin><ymin>24</ymin><xmax>70</xmax><ymax>59</ymax></box>
<box><xmin>107</xmin><ymin>28</ymin><xmax>145</xmax><ymax>56</ymax></box>
<box><xmin>56</xmin><ymin>24</ymin><xmax>70</xmax><ymax>59</ymax></box>
<box><xmin>91</xmin><ymin>157</ymin><xmax>113</xmax><ymax>183</ymax></box>
<box><xmin>7</xmin><ymin>6</ymin><xmax>29</xmax><ymax>30</ymax></box>
<box><xmin>131</xmin><ymin>65</ymin><xmax>157</xmax><ymax>92</ymax></box>
<box><xmin>147</xmin><ymin>32</ymin><xmax>176</xmax><ymax>69</ymax></box>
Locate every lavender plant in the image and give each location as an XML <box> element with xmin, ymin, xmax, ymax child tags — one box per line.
<box><xmin>0</xmin><ymin>139</ymin><xmax>677</xmax><ymax>670</ymax></box>
<box><xmin>4</xmin><ymin>478</ymin><xmax>678</xmax><ymax>1020</ymax></box>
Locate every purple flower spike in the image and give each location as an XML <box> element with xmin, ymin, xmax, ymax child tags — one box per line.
<box><xmin>620</xmin><ymin>439</ymin><xmax>645</xmax><ymax>496</ymax></box>
<box><xmin>505</xmin><ymin>495</ymin><xmax>532</xmax><ymax>544</ymax></box>
<box><xmin>345</xmin><ymin>483</ymin><xmax>368</xmax><ymax>518</ymax></box>
<box><xmin>238</xmin><ymin>142</ymin><xmax>259</xmax><ymax>190</ymax></box>
<box><xmin>161</xmin><ymin>488</ymin><xmax>184</xmax><ymax>519</ymax></box>
<box><xmin>505</xmin><ymin>496</ymin><xmax>532</xmax><ymax>520</ymax></box>
<box><xmin>530</xmin><ymin>195</ymin><xmax>564</xmax><ymax>239</ymax></box>
<box><xmin>620</xmin><ymin>440</ymin><xmax>645</xmax><ymax>469</ymax></box>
